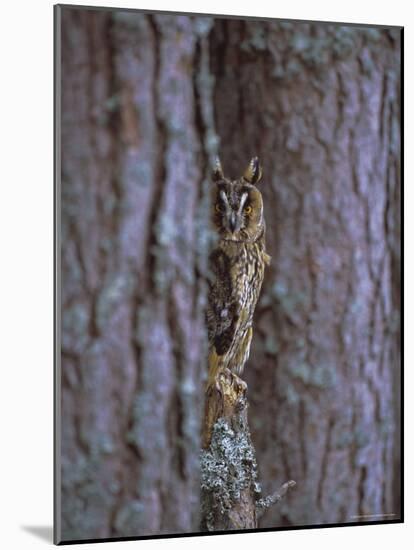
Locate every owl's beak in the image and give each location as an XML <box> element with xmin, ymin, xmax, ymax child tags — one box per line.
<box><xmin>229</xmin><ymin>212</ymin><xmax>237</xmax><ymax>233</ymax></box>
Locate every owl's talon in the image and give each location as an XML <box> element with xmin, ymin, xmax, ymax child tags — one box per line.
<box><xmin>221</xmin><ymin>369</ymin><xmax>247</xmax><ymax>394</ymax></box>
<box><xmin>205</xmin><ymin>372</ymin><xmax>224</xmax><ymax>396</ymax></box>
<box><xmin>238</xmin><ymin>377</ymin><xmax>248</xmax><ymax>393</ymax></box>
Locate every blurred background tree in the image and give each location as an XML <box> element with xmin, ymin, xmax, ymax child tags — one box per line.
<box><xmin>57</xmin><ymin>6</ymin><xmax>401</xmax><ymax>541</ymax></box>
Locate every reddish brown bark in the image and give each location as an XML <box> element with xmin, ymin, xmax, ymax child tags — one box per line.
<box><xmin>57</xmin><ymin>6</ymin><xmax>401</xmax><ymax>541</ymax></box>
<box><xmin>211</xmin><ymin>20</ymin><xmax>401</xmax><ymax>527</ymax></box>
<box><xmin>58</xmin><ymin>7</ymin><xmax>214</xmax><ymax>541</ymax></box>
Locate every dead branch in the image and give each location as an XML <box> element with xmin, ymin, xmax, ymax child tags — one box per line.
<box><xmin>201</xmin><ymin>369</ymin><xmax>296</xmax><ymax>531</ymax></box>
<box><xmin>256</xmin><ymin>480</ymin><xmax>297</xmax><ymax>518</ymax></box>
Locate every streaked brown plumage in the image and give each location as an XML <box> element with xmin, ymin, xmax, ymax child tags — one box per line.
<box><xmin>207</xmin><ymin>157</ymin><xmax>270</xmax><ymax>388</ymax></box>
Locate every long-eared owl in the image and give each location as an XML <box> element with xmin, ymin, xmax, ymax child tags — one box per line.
<box><xmin>207</xmin><ymin>157</ymin><xmax>270</xmax><ymax>388</ymax></box>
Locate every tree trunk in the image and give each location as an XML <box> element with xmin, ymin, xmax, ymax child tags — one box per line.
<box><xmin>57</xmin><ymin>6</ymin><xmax>401</xmax><ymax>541</ymax></box>
<box><xmin>210</xmin><ymin>20</ymin><xmax>401</xmax><ymax>527</ymax></box>
<box><xmin>58</xmin><ymin>7</ymin><xmax>216</xmax><ymax>542</ymax></box>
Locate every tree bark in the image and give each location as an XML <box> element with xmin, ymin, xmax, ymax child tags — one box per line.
<box><xmin>210</xmin><ymin>20</ymin><xmax>401</xmax><ymax>527</ymax></box>
<box><xmin>201</xmin><ymin>372</ymin><xmax>259</xmax><ymax>531</ymax></box>
<box><xmin>58</xmin><ymin>7</ymin><xmax>216</xmax><ymax>541</ymax></box>
<box><xmin>200</xmin><ymin>370</ymin><xmax>295</xmax><ymax>531</ymax></box>
<box><xmin>57</xmin><ymin>6</ymin><xmax>401</xmax><ymax>541</ymax></box>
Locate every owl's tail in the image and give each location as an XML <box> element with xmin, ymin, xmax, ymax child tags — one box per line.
<box><xmin>206</xmin><ymin>346</ymin><xmax>225</xmax><ymax>390</ymax></box>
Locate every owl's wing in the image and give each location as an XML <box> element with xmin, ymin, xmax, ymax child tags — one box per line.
<box><xmin>208</xmin><ymin>295</ymin><xmax>241</xmax><ymax>356</ymax></box>
<box><xmin>207</xmin><ymin>249</ymin><xmax>244</xmax><ymax>357</ymax></box>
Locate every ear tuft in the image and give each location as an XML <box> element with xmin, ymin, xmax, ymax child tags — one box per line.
<box><xmin>212</xmin><ymin>157</ymin><xmax>224</xmax><ymax>182</ymax></box>
<box><xmin>243</xmin><ymin>157</ymin><xmax>262</xmax><ymax>184</ymax></box>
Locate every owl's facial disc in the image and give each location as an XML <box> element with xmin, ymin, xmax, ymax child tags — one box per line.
<box><xmin>218</xmin><ymin>189</ymin><xmax>250</xmax><ymax>238</ymax></box>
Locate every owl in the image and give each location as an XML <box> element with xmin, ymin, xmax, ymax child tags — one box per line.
<box><xmin>206</xmin><ymin>156</ymin><xmax>270</xmax><ymax>390</ymax></box>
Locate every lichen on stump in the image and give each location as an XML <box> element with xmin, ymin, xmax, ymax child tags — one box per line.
<box><xmin>201</xmin><ymin>370</ymin><xmax>295</xmax><ymax>531</ymax></box>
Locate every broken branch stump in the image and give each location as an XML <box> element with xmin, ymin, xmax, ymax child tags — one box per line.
<box><xmin>200</xmin><ymin>369</ymin><xmax>295</xmax><ymax>531</ymax></box>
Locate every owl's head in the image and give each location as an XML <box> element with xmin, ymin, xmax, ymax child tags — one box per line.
<box><xmin>211</xmin><ymin>157</ymin><xmax>265</xmax><ymax>242</ymax></box>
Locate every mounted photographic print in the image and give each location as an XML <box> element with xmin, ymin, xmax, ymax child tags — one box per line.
<box><xmin>54</xmin><ymin>3</ymin><xmax>403</xmax><ymax>545</ymax></box>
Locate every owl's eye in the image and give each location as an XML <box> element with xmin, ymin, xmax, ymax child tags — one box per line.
<box><xmin>244</xmin><ymin>205</ymin><xmax>252</xmax><ymax>215</ymax></box>
<box><xmin>215</xmin><ymin>203</ymin><xmax>222</xmax><ymax>213</ymax></box>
